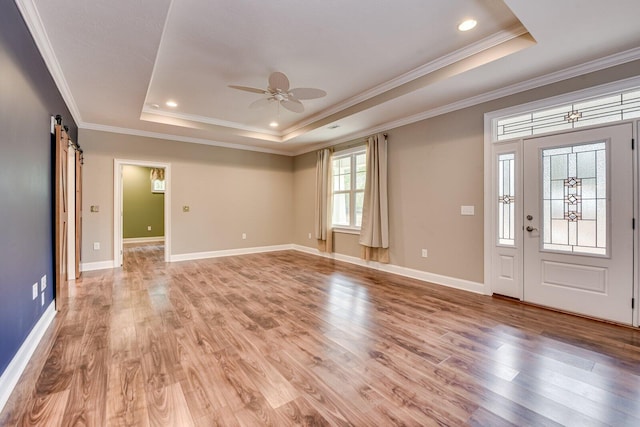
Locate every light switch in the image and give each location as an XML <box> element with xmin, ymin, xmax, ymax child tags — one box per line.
<box><xmin>93</xmin><ymin>242</ymin><xmax>100</xmax><ymax>250</ymax></box>
<box><xmin>461</xmin><ymin>205</ymin><xmax>475</xmax><ymax>216</ymax></box>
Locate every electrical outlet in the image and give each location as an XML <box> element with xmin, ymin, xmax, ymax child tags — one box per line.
<box><xmin>242</xmin><ymin>233</ymin><xmax>247</xmax><ymax>240</ymax></box>
<box><xmin>32</xmin><ymin>283</ymin><xmax>38</xmax><ymax>300</ymax></box>
<box><xmin>93</xmin><ymin>242</ymin><xmax>100</xmax><ymax>250</ymax></box>
<box><xmin>308</xmin><ymin>232</ymin><xmax>312</xmax><ymax>239</ymax></box>
<box><xmin>147</xmin><ymin>225</ymin><xmax>152</xmax><ymax>231</ymax></box>
<box><xmin>41</xmin><ymin>293</ymin><xmax>45</xmax><ymax>306</ymax></box>
<box><xmin>40</xmin><ymin>275</ymin><xmax>47</xmax><ymax>291</ymax></box>
<box><xmin>421</xmin><ymin>249</ymin><xmax>428</xmax><ymax>258</ymax></box>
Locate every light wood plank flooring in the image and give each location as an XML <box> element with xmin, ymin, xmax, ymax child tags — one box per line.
<box><xmin>2</xmin><ymin>244</ymin><xmax>640</xmax><ymax>426</ymax></box>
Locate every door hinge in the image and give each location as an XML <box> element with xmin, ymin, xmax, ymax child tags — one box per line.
<box><xmin>632</xmin><ymin>138</ymin><xmax>635</xmax><ymax>150</ymax></box>
<box><xmin>634</xmin><ymin>218</ymin><xmax>636</xmax><ymax>230</ymax></box>
<box><xmin>633</xmin><ymin>298</ymin><xmax>635</xmax><ymax>309</ymax></box>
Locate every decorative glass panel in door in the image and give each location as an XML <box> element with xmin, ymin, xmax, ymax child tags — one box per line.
<box><xmin>497</xmin><ymin>153</ymin><xmax>516</xmax><ymax>246</ymax></box>
<box><xmin>541</xmin><ymin>142</ymin><xmax>607</xmax><ymax>255</ymax></box>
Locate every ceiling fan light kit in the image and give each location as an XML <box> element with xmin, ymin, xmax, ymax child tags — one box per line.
<box><xmin>230</xmin><ymin>71</ymin><xmax>327</xmax><ymax>114</ymax></box>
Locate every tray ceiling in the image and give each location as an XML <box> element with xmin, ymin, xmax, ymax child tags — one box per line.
<box><xmin>19</xmin><ymin>0</ymin><xmax>640</xmax><ymax>154</ymax></box>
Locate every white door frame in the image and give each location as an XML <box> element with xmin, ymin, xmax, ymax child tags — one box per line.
<box><xmin>484</xmin><ymin>76</ymin><xmax>640</xmax><ymax>327</ymax></box>
<box><xmin>113</xmin><ymin>159</ymin><xmax>171</xmax><ymax>266</ymax></box>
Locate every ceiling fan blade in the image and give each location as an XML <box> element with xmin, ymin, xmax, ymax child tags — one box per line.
<box><xmin>228</xmin><ymin>85</ymin><xmax>267</xmax><ymax>94</ymax></box>
<box><xmin>289</xmin><ymin>88</ymin><xmax>327</xmax><ymax>100</ymax></box>
<box><xmin>268</xmin><ymin>72</ymin><xmax>290</xmax><ymax>92</ymax></box>
<box><xmin>281</xmin><ymin>98</ymin><xmax>304</xmax><ymax>113</ymax></box>
<box><xmin>249</xmin><ymin>97</ymin><xmax>273</xmax><ymax>110</ymax></box>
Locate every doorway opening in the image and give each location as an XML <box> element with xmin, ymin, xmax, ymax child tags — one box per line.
<box><xmin>113</xmin><ymin>159</ymin><xmax>171</xmax><ymax>267</ymax></box>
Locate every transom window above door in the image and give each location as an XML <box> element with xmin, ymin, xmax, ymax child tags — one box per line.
<box><xmin>495</xmin><ymin>87</ymin><xmax>640</xmax><ymax>141</ymax></box>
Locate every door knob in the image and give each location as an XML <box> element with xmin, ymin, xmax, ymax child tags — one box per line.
<box><xmin>526</xmin><ymin>226</ymin><xmax>538</xmax><ymax>232</ymax></box>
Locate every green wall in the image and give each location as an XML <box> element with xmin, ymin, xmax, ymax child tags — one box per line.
<box><xmin>123</xmin><ymin>165</ymin><xmax>164</xmax><ymax>239</ymax></box>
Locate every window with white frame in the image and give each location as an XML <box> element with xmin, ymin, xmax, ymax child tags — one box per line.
<box><xmin>332</xmin><ymin>148</ymin><xmax>366</xmax><ymax>228</ymax></box>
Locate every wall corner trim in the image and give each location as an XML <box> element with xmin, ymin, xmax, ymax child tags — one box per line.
<box><xmin>291</xmin><ymin>244</ymin><xmax>486</xmax><ymax>295</ymax></box>
<box><xmin>0</xmin><ymin>303</ymin><xmax>56</xmax><ymax>413</ymax></box>
<box><xmin>80</xmin><ymin>260</ymin><xmax>115</xmax><ymax>272</ymax></box>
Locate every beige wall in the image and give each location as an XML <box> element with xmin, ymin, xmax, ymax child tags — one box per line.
<box><xmin>80</xmin><ymin>59</ymin><xmax>639</xmax><ymax>282</ymax></box>
<box><xmin>80</xmin><ymin>129</ymin><xmax>293</xmax><ymax>263</ymax></box>
<box><xmin>292</xmin><ymin>152</ymin><xmax>316</xmax><ymax>246</ymax></box>
<box><xmin>291</xmin><ymin>60</ymin><xmax>640</xmax><ymax>283</ymax></box>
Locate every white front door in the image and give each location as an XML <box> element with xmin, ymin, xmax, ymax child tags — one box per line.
<box><xmin>523</xmin><ymin>123</ymin><xmax>634</xmax><ymax>324</ymax></box>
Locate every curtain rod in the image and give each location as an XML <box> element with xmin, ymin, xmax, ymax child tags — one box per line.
<box><xmin>321</xmin><ymin>132</ymin><xmax>389</xmax><ymax>153</ymax></box>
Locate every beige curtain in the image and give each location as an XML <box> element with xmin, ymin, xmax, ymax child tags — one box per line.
<box><xmin>315</xmin><ymin>148</ymin><xmax>333</xmax><ymax>253</ymax></box>
<box><xmin>359</xmin><ymin>134</ymin><xmax>389</xmax><ymax>263</ymax></box>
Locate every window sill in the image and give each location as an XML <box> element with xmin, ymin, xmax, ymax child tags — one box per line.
<box><xmin>332</xmin><ymin>227</ymin><xmax>361</xmax><ymax>235</ymax></box>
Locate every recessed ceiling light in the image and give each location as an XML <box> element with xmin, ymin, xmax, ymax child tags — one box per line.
<box><xmin>165</xmin><ymin>100</ymin><xmax>178</xmax><ymax>108</ymax></box>
<box><xmin>269</xmin><ymin>121</ymin><xmax>279</xmax><ymax>128</ymax></box>
<box><xmin>458</xmin><ymin>19</ymin><xmax>477</xmax><ymax>32</ymax></box>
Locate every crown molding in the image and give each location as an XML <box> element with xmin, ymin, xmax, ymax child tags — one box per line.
<box><xmin>15</xmin><ymin>0</ymin><xmax>82</xmax><ymax>124</ymax></box>
<box><xmin>140</xmin><ymin>25</ymin><xmax>528</xmax><ymax>142</ymax></box>
<box><xmin>79</xmin><ymin>122</ymin><xmax>292</xmax><ymax>156</ymax></box>
<box><xmin>292</xmin><ymin>46</ymin><xmax>640</xmax><ymax>156</ymax></box>
<box><xmin>282</xmin><ymin>24</ymin><xmax>529</xmax><ymax>136</ymax></box>
<box><xmin>23</xmin><ymin>0</ymin><xmax>639</xmax><ymax>160</ymax></box>
<box><xmin>141</xmin><ymin>107</ymin><xmax>282</xmax><ymax>137</ymax></box>
<box><xmin>85</xmin><ymin>45</ymin><xmax>640</xmax><ymax>159</ymax></box>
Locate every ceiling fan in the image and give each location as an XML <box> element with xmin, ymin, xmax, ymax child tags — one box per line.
<box><xmin>229</xmin><ymin>72</ymin><xmax>326</xmax><ymax>113</ymax></box>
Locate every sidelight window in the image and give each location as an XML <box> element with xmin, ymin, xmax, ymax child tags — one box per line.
<box><xmin>497</xmin><ymin>153</ymin><xmax>516</xmax><ymax>246</ymax></box>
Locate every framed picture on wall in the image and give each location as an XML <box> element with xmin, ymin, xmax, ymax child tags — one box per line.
<box><xmin>151</xmin><ymin>179</ymin><xmax>165</xmax><ymax>193</ymax></box>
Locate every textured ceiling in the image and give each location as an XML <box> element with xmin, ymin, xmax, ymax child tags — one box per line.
<box><xmin>19</xmin><ymin>0</ymin><xmax>640</xmax><ymax>154</ymax></box>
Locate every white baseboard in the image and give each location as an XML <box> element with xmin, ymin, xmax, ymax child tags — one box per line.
<box><xmin>79</xmin><ymin>244</ymin><xmax>484</xmax><ymax>295</ymax></box>
<box><xmin>170</xmin><ymin>244</ymin><xmax>294</xmax><ymax>262</ymax></box>
<box><xmin>80</xmin><ymin>260</ymin><xmax>115</xmax><ymax>272</ymax></box>
<box><xmin>123</xmin><ymin>237</ymin><xmax>165</xmax><ymax>244</ymax></box>
<box><xmin>0</xmin><ymin>303</ymin><xmax>56</xmax><ymax>413</ymax></box>
<box><xmin>292</xmin><ymin>244</ymin><xmax>486</xmax><ymax>295</ymax></box>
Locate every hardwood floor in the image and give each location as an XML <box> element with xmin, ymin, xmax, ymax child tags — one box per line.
<box><xmin>2</xmin><ymin>244</ymin><xmax>640</xmax><ymax>426</ymax></box>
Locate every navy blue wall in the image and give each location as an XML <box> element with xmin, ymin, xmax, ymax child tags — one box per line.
<box><xmin>0</xmin><ymin>1</ymin><xmax>77</xmax><ymax>377</ymax></box>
